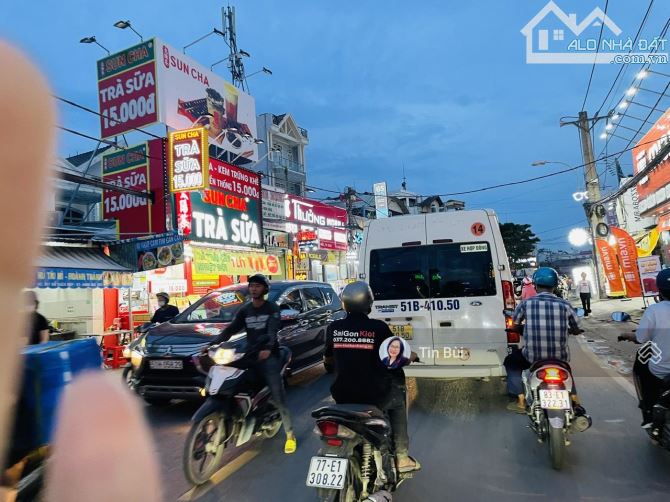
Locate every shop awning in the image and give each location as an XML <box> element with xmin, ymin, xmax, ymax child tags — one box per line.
<box><xmin>36</xmin><ymin>246</ymin><xmax>132</xmax><ymax>288</ymax></box>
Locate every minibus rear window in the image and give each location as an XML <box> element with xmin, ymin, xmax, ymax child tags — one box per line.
<box><xmin>369</xmin><ymin>243</ymin><xmax>496</xmax><ymax>301</ymax></box>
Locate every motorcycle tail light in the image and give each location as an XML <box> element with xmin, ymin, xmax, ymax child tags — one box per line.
<box><xmin>315</xmin><ymin>420</ymin><xmax>356</xmax><ymax>444</ymax></box>
<box><xmin>538</xmin><ymin>367</ymin><xmax>569</xmax><ymax>382</ymax></box>
<box><xmin>317</xmin><ymin>420</ymin><xmax>339</xmax><ymax>437</ymax></box>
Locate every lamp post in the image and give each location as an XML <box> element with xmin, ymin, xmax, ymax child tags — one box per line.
<box><xmin>246</xmin><ymin>67</ymin><xmax>273</xmax><ymax>79</ymax></box>
<box><xmin>79</xmin><ymin>36</ymin><xmax>110</xmax><ymax>55</ymax></box>
<box><xmin>210</xmin><ymin>51</ymin><xmax>250</xmax><ymax>71</ymax></box>
<box><xmin>113</xmin><ymin>20</ymin><xmax>144</xmax><ymax>41</ymax></box>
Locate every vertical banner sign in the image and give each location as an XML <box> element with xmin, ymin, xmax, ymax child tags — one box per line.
<box><xmin>168</xmin><ymin>127</ymin><xmax>209</xmax><ymax>193</ymax></box>
<box><xmin>373</xmin><ymin>182</ymin><xmax>389</xmax><ymax>219</ymax></box>
<box><xmin>175</xmin><ymin>192</ymin><xmax>192</xmax><ymax>236</ymax></box>
<box><xmin>610</xmin><ymin>226</ymin><xmax>643</xmax><ymax>298</ymax></box>
<box><xmin>595</xmin><ymin>239</ymin><xmax>626</xmax><ymax>296</ymax></box>
<box><xmin>101</xmin><ymin>144</ymin><xmax>152</xmax><ymax>239</ymax></box>
<box><xmin>637</xmin><ymin>255</ymin><xmax>662</xmax><ymax>297</ymax></box>
<box><xmin>97</xmin><ymin>40</ymin><xmax>158</xmax><ymax>138</ymax></box>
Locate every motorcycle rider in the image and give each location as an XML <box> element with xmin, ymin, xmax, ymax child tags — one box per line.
<box><xmin>150</xmin><ymin>292</ymin><xmax>180</xmax><ymax>324</ymax></box>
<box><xmin>324</xmin><ymin>281</ymin><xmax>420</xmax><ymax>472</ymax></box>
<box><xmin>509</xmin><ymin>267</ymin><xmax>590</xmax><ymax>427</ymax></box>
<box><xmin>209</xmin><ymin>274</ymin><xmax>296</xmax><ymax>454</ymax></box>
<box><xmin>618</xmin><ymin>269</ymin><xmax>670</xmax><ymax>428</ymax></box>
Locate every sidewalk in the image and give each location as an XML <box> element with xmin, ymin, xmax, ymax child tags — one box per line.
<box><xmin>571</xmin><ymin>296</ymin><xmax>647</xmax><ymax>377</ymax></box>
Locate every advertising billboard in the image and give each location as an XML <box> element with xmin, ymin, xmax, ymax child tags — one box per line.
<box><xmin>97</xmin><ymin>40</ymin><xmax>159</xmax><ymax>138</ymax></box>
<box><xmin>97</xmin><ymin>38</ymin><xmax>258</xmax><ymax>164</ymax></box>
<box><xmin>101</xmin><ymin>139</ymin><xmax>167</xmax><ymax>240</ymax></box>
<box><xmin>373</xmin><ymin>182</ymin><xmax>389</xmax><ymax>218</ymax></box>
<box><xmin>632</xmin><ymin>107</ymin><xmax>670</xmax><ymax>208</ymax></box>
<box><xmin>168</xmin><ymin>127</ymin><xmax>209</xmax><ymax>193</ymax></box>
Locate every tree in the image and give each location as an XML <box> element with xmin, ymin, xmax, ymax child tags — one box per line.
<box><xmin>499</xmin><ymin>223</ymin><xmax>540</xmax><ymax>265</ymax></box>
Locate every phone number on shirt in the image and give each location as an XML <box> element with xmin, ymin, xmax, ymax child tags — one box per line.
<box><xmin>400</xmin><ymin>300</ymin><xmax>460</xmax><ymax>312</ymax></box>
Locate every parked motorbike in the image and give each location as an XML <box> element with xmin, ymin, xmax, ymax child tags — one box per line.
<box><xmin>614</xmin><ymin>311</ymin><xmax>670</xmax><ymax>449</ymax></box>
<box><xmin>308</xmin><ymin>403</ymin><xmax>415</xmax><ymax>501</ymax></box>
<box><xmin>182</xmin><ymin>342</ymin><xmax>291</xmax><ymax>485</ymax></box>
<box><xmin>122</xmin><ymin>322</ymin><xmax>158</xmax><ymax>390</ymax></box>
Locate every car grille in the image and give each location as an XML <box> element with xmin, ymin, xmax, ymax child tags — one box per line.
<box><xmin>145</xmin><ymin>341</ymin><xmax>210</xmax><ymax>357</ymax></box>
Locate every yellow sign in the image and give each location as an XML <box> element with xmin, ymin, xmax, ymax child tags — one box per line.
<box><xmin>637</xmin><ymin>229</ymin><xmax>660</xmax><ymax>258</ymax></box>
<box><xmin>168</xmin><ymin>127</ymin><xmax>209</xmax><ymax>193</ymax></box>
<box><xmin>192</xmin><ymin>248</ymin><xmax>282</xmax><ymax>276</ymax></box>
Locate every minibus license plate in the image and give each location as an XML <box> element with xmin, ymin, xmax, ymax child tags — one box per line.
<box><xmin>390</xmin><ymin>324</ymin><xmax>413</xmax><ymax>340</ymax></box>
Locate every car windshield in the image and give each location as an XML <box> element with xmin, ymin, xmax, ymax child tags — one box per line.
<box><xmin>174</xmin><ymin>288</ymin><xmax>281</xmax><ymax>323</ymax></box>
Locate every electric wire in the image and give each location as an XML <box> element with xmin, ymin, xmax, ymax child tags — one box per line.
<box><xmin>581</xmin><ymin>0</ymin><xmax>610</xmax><ymax>111</ymax></box>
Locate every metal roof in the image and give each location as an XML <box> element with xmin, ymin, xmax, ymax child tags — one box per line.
<box><xmin>36</xmin><ymin>246</ymin><xmax>130</xmax><ymax>271</ymax></box>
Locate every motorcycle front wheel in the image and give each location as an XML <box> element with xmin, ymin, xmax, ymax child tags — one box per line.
<box><xmin>548</xmin><ymin>426</ymin><xmax>566</xmax><ymax>470</ymax></box>
<box><xmin>183</xmin><ymin>412</ymin><xmax>227</xmax><ymax>485</ymax></box>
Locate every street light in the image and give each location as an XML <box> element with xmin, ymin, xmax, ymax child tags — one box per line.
<box><xmin>182</xmin><ymin>28</ymin><xmax>225</xmax><ymax>53</ymax></box>
<box><xmin>79</xmin><ymin>36</ymin><xmax>110</xmax><ymax>55</ymax></box>
<box><xmin>531</xmin><ymin>160</ymin><xmax>571</xmax><ymax>168</ymax></box>
<box><xmin>113</xmin><ymin>20</ymin><xmax>143</xmax><ymax>41</ymax></box>
<box><xmin>246</xmin><ymin>67</ymin><xmax>273</xmax><ymax>79</ymax></box>
<box><xmin>568</xmin><ymin>228</ymin><xmax>590</xmax><ymax>247</ymax></box>
<box><xmin>210</xmin><ymin>51</ymin><xmax>250</xmax><ymax>71</ymax></box>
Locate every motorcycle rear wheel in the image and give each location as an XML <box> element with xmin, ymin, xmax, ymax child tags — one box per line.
<box><xmin>548</xmin><ymin>426</ymin><xmax>566</xmax><ymax>470</ymax></box>
<box><xmin>183</xmin><ymin>412</ymin><xmax>226</xmax><ymax>485</ymax></box>
<box><xmin>316</xmin><ymin>455</ymin><xmax>360</xmax><ymax>502</ymax></box>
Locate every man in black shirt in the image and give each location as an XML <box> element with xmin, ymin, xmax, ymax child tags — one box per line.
<box><xmin>25</xmin><ymin>290</ymin><xmax>49</xmax><ymax>345</ymax></box>
<box><xmin>150</xmin><ymin>292</ymin><xmax>180</xmax><ymax>324</ymax></box>
<box><xmin>325</xmin><ymin>281</ymin><xmax>419</xmax><ymax>472</ymax></box>
<box><xmin>209</xmin><ymin>274</ymin><xmax>296</xmax><ymax>454</ymax></box>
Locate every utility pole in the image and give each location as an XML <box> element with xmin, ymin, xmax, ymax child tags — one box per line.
<box><xmin>222</xmin><ymin>6</ymin><xmax>247</xmax><ymax>91</ymax></box>
<box><xmin>561</xmin><ymin>111</ymin><xmax>608</xmax><ymax>299</ymax></box>
<box><xmin>344</xmin><ymin>187</ymin><xmax>357</xmax><ymax>246</ymax></box>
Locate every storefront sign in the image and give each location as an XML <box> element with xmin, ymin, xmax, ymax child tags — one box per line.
<box><xmin>168</xmin><ymin>127</ymin><xmax>209</xmax><ymax>192</ymax></box>
<box><xmin>101</xmin><ymin>140</ymin><xmax>167</xmax><ymax>239</ymax></box>
<box><xmin>595</xmin><ymin>239</ymin><xmax>626</xmax><ymax>296</ymax></box>
<box><xmin>373</xmin><ymin>182</ymin><xmax>389</xmax><ymax>219</ymax></box>
<box><xmin>610</xmin><ymin>227</ymin><xmax>643</xmax><ymax>298</ymax></box>
<box><xmin>192</xmin><ymin>247</ymin><xmax>282</xmax><ymax>276</ymax></box>
<box><xmin>97</xmin><ymin>40</ymin><xmax>158</xmax><ymax>138</ymax></box>
<box><xmin>149</xmin><ymin>278</ymin><xmax>188</xmax><ymax>294</ymax></box>
<box><xmin>188</xmin><ymin>191</ymin><xmax>262</xmax><ymax>247</ymax></box>
<box><xmin>136</xmin><ymin>233</ymin><xmax>185</xmax><ymax>272</ymax></box>
<box><xmin>209</xmin><ymin>159</ymin><xmax>260</xmax><ymax>199</ymax></box>
<box><xmin>638</xmin><ymin>255</ymin><xmax>662</xmax><ymax>297</ymax></box>
<box><xmin>632</xmin><ymin>107</ymin><xmax>670</xmax><ymax>207</ymax></box>
<box><xmin>637</xmin><ymin>229</ymin><xmax>660</xmax><ymax>257</ymax></box>
<box><xmin>284</xmin><ymin>195</ymin><xmax>347</xmax><ymax>251</ymax></box>
<box><xmin>176</xmin><ymin>191</ymin><xmax>192</xmax><ymax>236</ymax></box>
<box><xmin>264</xmin><ymin>230</ymin><xmax>289</xmax><ymax>248</ymax></box>
<box><xmin>36</xmin><ymin>268</ymin><xmax>132</xmax><ymax>289</ymax></box>
<box><xmin>262</xmin><ymin>189</ymin><xmax>286</xmax><ymax>229</ymax></box>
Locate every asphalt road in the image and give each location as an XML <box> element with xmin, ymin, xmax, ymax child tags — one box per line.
<box><xmin>144</xmin><ymin>314</ymin><xmax>670</xmax><ymax>502</ymax></box>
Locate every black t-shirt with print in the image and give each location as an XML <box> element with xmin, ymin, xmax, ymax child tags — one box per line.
<box><xmin>30</xmin><ymin>312</ymin><xmax>49</xmax><ymax>345</ymax></box>
<box><xmin>325</xmin><ymin>312</ymin><xmax>394</xmax><ymax>408</ymax></box>
<box><xmin>212</xmin><ymin>300</ymin><xmax>281</xmax><ymax>354</ymax></box>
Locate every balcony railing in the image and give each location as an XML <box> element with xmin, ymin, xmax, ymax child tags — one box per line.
<box><xmin>270</xmin><ymin>156</ymin><xmax>305</xmax><ymax>173</ymax></box>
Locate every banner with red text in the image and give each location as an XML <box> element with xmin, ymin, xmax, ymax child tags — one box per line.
<box><xmin>595</xmin><ymin>239</ymin><xmax>625</xmax><ymax>297</ymax></box>
<box><xmin>610</xmin><ymin>227</ymin><xmax>642</xmax><ymax>298</ymax></box>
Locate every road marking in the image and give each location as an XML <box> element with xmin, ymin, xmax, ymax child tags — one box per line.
<box><xmin>575</xmin><ymin>336</ymin><xmax>637</xmax><ymax>398</ymax></box>
<box><xmin>603</xmin><ymin>419</ymin><xmax>625</xmax><ymax>423</ymax></box>
<box><xmin>177</xmin><ymin>449</ymin><xmax>260</xmax><ymax>501</ymax></box>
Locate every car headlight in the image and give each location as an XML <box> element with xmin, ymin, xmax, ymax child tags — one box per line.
<box><xmin>210</xmin><ymin>347</ymin><xmax>241</xmax><ymax>365</ymax></box>
<box><xmin>130</xmin><ymin>349</ymin><xmax>144</xmax><ymax>368</ymax></box>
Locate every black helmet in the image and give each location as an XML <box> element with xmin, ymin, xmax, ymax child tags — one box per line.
<box><xmin>341</xmin><ymin>281</ymin><xmax>374</xmax><ymax>314</ymax></box>
<box><xmin>656</xmin><ymin>269</ymin><xmax>670</xmax><ymax>296</ymax></box>
<box><xmin>248</xmin><ymin>274</ymin><xmax>270</xmax><ymax>291</ymax></box>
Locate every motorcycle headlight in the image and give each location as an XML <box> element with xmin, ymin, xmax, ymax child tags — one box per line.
<box><xmin>210</xmin><ymin>347</ymin><xmax>241</xmax><ymax>365</ymax></box>
<box><xmin>130</xmin><ymin>349</ymin><xmax>144</xmax><ymax>368</ymax></box>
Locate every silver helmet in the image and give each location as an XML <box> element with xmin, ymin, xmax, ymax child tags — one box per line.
<box><xmin>341</xmin><ymin>281</ymin><xmax>374</xmax><ymax>314</ymax></box>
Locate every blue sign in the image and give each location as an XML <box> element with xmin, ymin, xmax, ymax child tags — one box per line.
<box><xmin>136</xmin><ymin>233</ymin><xmax>182</xmax><ymax>253</ymax></box>
<box><xmin>36</xmin><ymin>268</ymin><xmax>132</xmax><ymax>289</ymax></box>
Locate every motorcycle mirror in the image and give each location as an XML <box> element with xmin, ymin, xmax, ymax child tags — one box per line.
<box><xmin>611</xmin><ymin>311</ymin><xmax>631</xmax><ymax>322</ymax></box>
<box><xmin>575</xmin><ymin>308</ymin><xmax>585</xmax><ymax>317</ymax></box>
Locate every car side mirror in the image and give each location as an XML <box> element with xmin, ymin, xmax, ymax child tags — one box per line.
<box><xmin>280</xmin><ymin>308</ymin><xmax>301</xmax><ymax>323</ymax></box>
<box><xmin>611</xmin><ymin>311</ymin><xmax>631</xmax><ymax>322</ymax></box>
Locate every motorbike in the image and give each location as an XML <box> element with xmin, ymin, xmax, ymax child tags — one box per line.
<box><xmin>507</xmin><ymin>325</ymin><xmax>590</xmax><ymax>470</ymax></box>
<box><xmin>122</xmin><ymin>322</ymin><xmax>158</xmax><ymax>390</ymax></box>
<box><xmin>614</xmin><ymin>311</ymin><xmax>670</xmax><ymax>448</ymax></box>
<box><xmin>182</xmin><ymin>341</ymin><xmax>291</xmax><ymax>485</ymax></box>
<box><xmin>308</xmin><ymin>403</ymin><xmax>415</xmax><ymax>501</ymax></box>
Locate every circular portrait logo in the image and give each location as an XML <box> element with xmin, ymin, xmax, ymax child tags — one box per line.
<box><xmin>379</xmin><ymin>336</ymin><xmax>412</xmax><ymax>369</ymax></box>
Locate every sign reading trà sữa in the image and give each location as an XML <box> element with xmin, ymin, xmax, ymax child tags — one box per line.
<box><xmin>168</xmin><ymin>127</ymin><xmax>209</xmax><ymax>192</ymax></box>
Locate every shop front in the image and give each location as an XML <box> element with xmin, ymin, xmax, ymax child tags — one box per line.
<box><xmin>33</xmin><ymin>246</ymin><xmax>132</xmax><ymax>335</ymax></box>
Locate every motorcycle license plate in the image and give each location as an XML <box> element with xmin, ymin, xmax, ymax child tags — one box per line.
<box><xmin>390</xmin><ymin>323</ymin><xmax>413</xmax><ymax>340</ymax></box>
<box><xmin>539</xmin><ymin>389</ymin><xmax>571</xmax><ymax>410</ymax></box>
<box><xmin>149</xmin><ymin>360</ymin><xmax>183</xmax><ymax>370</ymax></box>
<box><xmin>306</xmin><ymin>457</ymin><xmax>348</xmax><ymax>490</ymax></box>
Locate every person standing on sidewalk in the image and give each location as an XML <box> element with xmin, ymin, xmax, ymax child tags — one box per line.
<box><xmin>578</xmin><ymin>272</ymin><xmax>592</xmax><ymax>316</ymax></box>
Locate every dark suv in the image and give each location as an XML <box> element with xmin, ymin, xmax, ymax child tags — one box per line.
<box><xmin>131</xmin><ymin>281</ymin><xmax>344</xmax><ymax>405</ymax></box>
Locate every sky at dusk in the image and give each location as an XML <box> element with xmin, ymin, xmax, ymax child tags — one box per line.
<box><xmin>3</xmin><ymin>0</ymin><xmax>670</xmax><ymax>249</ymax></box>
